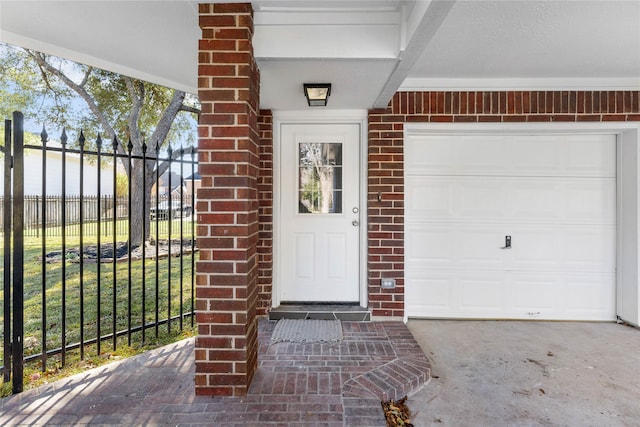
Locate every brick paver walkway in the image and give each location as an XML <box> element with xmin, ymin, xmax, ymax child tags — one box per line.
<box><xmin>0</xmin><ymin>320</ymin><xmax>430</xmax><ymax>426</ymax></box>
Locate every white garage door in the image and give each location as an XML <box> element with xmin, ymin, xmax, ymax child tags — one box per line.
<box><xmin>405</xmin><ymin>133</ymin><xmax>616</xmax><ymax>320</ymax></box>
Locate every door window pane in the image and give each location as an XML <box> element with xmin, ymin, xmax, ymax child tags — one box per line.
<box><xmin>298</xmin><ymin>143</ymin><xmax>343</xmax><ymax>214</ymax></box>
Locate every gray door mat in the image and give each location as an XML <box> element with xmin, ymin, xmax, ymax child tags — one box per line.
<box><xmin>270</xmin><ymin>319</ymin><xmax>343</xmax><ymax>343</ymax></box>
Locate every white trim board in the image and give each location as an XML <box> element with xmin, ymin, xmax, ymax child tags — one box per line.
<box><xmin>399</xmin><ymin>78</ymin><xmax>640</xmax><ymax>92</ymax></box>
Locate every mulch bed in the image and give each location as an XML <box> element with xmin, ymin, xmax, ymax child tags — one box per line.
<box><xmin>43</xmin><ymin>239</ymin><xmax>197</xmax><ymax>264</ymax></box>
<box><xmin>381</xmin><ymin>396</ymin><xmax>414</xmax><ymax>427</ymax></box>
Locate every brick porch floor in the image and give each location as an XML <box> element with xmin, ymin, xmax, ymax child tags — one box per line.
<box><xmin>0</xmin><ymin>320</ymin><xmax>430</xmax><ymax>426</ymax></box>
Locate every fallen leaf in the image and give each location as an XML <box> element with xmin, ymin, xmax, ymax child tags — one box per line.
<box><xmin>381</xmin><ymin>396</ymin><xmax>414</xmax><ymax>427</ymax></box>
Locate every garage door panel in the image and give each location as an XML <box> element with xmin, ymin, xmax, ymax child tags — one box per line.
<box><xmin>508</xmin><ymin>231</ymin><xmax>558</xmax><ymax>266</ymax></box>
<box><xmin>405</xmin><ymin>177</ymin><xmax>454</xmax><ymax>216</ymax></box>
<box><xmin>564</xmin><ymin>227</ymin><xmax>616</xmax><ymax>269</ymax></box>
<box><xmin>406</xmin><ymin>271</ymin><xmax>508</xmax><ymax>318</ymax></box>
<box><xmin>564</xmin><ymin>274</ymin><xmax>616</xmax><ymax>319</ymax></box>
<box><xmin>406</xmin><ymin>133</ymin><xmax>616</xmax><ymax>321</ymax></box>
<box><xmin>408</xmin><ymin>277</ymin><xmax>452</xmax><ymax>310</ymax></box>
<box><xmin>405</xmin><ymin>228</ymin><xmax>455</xmax><ymax>265</ymax></box>
<box><xmin>407</xmin><ymin>176</ymin><xmax>614</xmax><ymax>225</ymax></box>
<box><xmin>407</xmin><ymin>272</ymin><xmax>615</xmax><ymax>320</ymax></box>
<box><xmin>459</xmin><ymin>277</ymin><xmax>506</xmax><ymax>312</ymax></box>
<box><xmin>406</xmin><ymin>224</ymin><xmax>505</xmax><ymax>268</ymax></box>
<box><xmin>508</xmin><ymin>272</ymin><xmax>615</xmax><ymax>320</ymax></box>
<box><xmin>407</xmin><ymin>223</ymin><xmax>614</xmax><ymax>272</ymax></box>
<box><xmin>508</xmin><ymin>226</ymin><xmax>615</xmax><ymax>272</ymax></box>
<box><xmin>406</xmin><ymin>135</ymin><xmax>508</xmax><ymax>175</ymax></box>
<box><xmin>406</xmin><ymin>134</ymin><xmax>616</xmax><ymax>177</ymax></box>
<box><xmin>565</xmin><ymin>135</ymin><xmax>616</xmax><ymax>176</ymax></box>
<box><xmin>565</xmin><ymin>180</ymin><xmax>616</xmax><ymax>222</ymax></box>
<box><xmin>457</xmin><ymin>229</ymin><xmax>506</xmax><ymax>266</ymax></box>
<box><xmin>510</xmin><ymin>276</ymin><xmax>559</xmax><ymax>314</ymax></box>
<box><xmin>508</xmin><ymin>137</ymin><xmax>563</xmax><ymax>174</ymax></box>
<box><xmin>458</xmin><ymin>182</ymin><xmax>506</xmax><ymax>218</ymax></box>
<box><xmin>508</xmin><ymin>181</ymin><xmax>563</xmax><ymax>220</ymax></box>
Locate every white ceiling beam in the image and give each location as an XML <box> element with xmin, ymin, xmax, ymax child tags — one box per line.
<box><xmin>373</xmin><ymin>0</ymin><xmax>456</xmax><ymax>108</ymax></box>
<box><xmin>254</xmin><ymin>10</ymin><xmax>401</xmax><ymax>26</ymax></box>
<box><xmin>254</xmin><ymin>24</ymin><xmax>400</xmax><ymax>59</ymax></box>
<box><xmin>253</xmin><ymin>8</ymin><xmax>402</xmax><ymax>60</ymax></box>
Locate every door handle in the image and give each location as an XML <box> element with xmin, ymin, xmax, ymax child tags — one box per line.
<box><xmin>352</xmin><ymin>220</ymin><xmax>359</xmax><ymax>226</ymax></box>
<box><xmin>500</xmin><ymin>235</ymin><xmax>512</xmax><ymax>250</ymax></box>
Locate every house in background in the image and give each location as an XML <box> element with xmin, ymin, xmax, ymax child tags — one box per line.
<box><xmin>0</xmin><ymin>140</ymin><xmax>115</xmax><ymax>196</ymax></box>
<box><xmin>184</xmin><ymin>172</ymin><xmax>201</xmax><ymax>203</ymax></box>
<box><xmin>152</xmin><ymin>170</ymin><xmax>188</xmax><ymax>199</ymax></box>
<box><xmin>2</xmin><ymin>0</ymin><xmax>639</xmax><ymax>396</ymax></box>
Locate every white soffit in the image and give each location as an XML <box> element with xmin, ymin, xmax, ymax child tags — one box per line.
<box><xmin>402</xmin><ymin>0</ymin><xmax>640</xmax><ymax>91</ymax></box>
<box><xmin>0</xmin><ymin>0</ymin><xmax>200</xmax><ymax>94</ymax></box>
<box><xmin>258</xmin><ymin>58</ymin><xmax>397</xmax><ymax>110</ymax></box>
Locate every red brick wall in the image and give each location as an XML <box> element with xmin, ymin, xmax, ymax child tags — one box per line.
<box><xmin>196</xmin><ymin>2</ymin><xmax>260</xmax><ymax>397</ymax></box>
<box><xmin>368</xmin><ymin>90</ymin><xmax>640</xmax><ymax>318</ymax></box>
<box><xmin>257</xmin><ymin>110</ymin><xmax>273</xmax><ymax>315</ymax></box>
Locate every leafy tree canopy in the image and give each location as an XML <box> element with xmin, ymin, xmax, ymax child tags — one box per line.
<box><xmin>0</xmin><ymin>42</ymin><xmax>199</xmax><ymax>152</ymax></box>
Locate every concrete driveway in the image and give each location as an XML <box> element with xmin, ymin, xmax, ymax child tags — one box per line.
<box><xmin>406</xmin><ymin>320</ymin><xmax>640</xmax><ymax>427</ymax></box>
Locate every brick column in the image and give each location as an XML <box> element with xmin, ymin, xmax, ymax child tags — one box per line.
<box><xmin>257</xmin><ymin>110</ymin><xmax>273</xmax><ymax>315</ymax></box>
<box><xmin>367</xmin><ymin>108</ymin><xmax>405</xmax><ymax>319</ymax></box>
<box><xmin>196</xmin><ymin>2</ymin><xmax>260</xmax><ymax>397</ymax></box>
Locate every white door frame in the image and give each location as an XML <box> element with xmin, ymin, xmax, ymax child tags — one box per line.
<box><xmin>272</xmin><ymin>110</ymin><xmax>369</xmax><ymax>308</ymax></box>
<box><xmin>404</xmin><ymin>122</ymin><xmax>640</xmax><ymax>327</ymax></box>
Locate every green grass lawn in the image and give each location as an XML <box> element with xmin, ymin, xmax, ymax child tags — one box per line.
<box><xmin>1</xmin><ymin>216</ymin><xmax>197</xmax><ymax>396</ymax></box>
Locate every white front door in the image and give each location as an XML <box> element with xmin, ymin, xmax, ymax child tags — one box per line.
<box><xmin>279</xmin><ymin>124</ymin><xmax>361</xmax><ymax>302</ymax></box>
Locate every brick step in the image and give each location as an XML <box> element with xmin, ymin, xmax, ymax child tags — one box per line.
<box><xmin>269</xmin><ymin>304</ymin><xmax>371</xmax><ymax>321</ymax></box>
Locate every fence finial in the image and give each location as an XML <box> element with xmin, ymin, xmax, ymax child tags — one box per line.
<box><xmin>60</xmin><ymin>128</ymin><xmax>67</xmax><ymax>146</ymax></box>
<box><xmin>142</xmin><ymin>140</ymin><xmax>147</xmax><ymax>154</ymax></box>
<box><xmin>127</xmin><ymin>138</ymin><xmax>133</xmax><ymax>153</ymax></box>
<box><xmin>78</xmin><ymin>130</ymin><xmax>86</xmax><ymax>148</ymax></box>
<box><xmin>40</xmin><ymin>125</ymin><xmax>48</xmax><ymax>145</ymax></box>
<box><xmin>96</xmin><ymin>133</ymin><xmax>103</xmax><ymax>152</ymax></box>
<box><xmin>112</xmin><ymin>135</ymin><xmax>119</xmax><ymax>152</ymax></box>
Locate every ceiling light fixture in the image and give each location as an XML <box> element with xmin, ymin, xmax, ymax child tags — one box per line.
<box><xmin>303</xmin><ymin>83</ymin><xmax>331</xmax><ymax>107</ymax></box>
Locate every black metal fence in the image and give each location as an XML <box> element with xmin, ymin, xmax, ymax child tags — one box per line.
<box><xmin>1</xmin><ymin>112</ymin><xmax>198</xmax><ymax>394</ymax></box>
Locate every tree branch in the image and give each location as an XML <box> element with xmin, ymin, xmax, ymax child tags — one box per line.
<box><xmin>179</xmin><ymin>104</ymin><xmax>201</xmax><ymax>115</ymax></box>
<box><xmin>146</xmin><ymin>146</ymin><xmax>196</xmax><ymax>182</ymax></box>
<box><xmin>147</xmin><ymin>90</ymin><xmax>187</xmax><ymax>155</ymax></box>
<box><xmin>80</xmin><ymin>66</ymin><xmax>92</xmax><ymax>88</ymax></box>
<box><xmin>27</xmin><ymin>50</ymin><xmax>118</xmax><ymax>141</ymax></box>
<box><xmin>124</xmin><ymin>76</ymin><xmax>144</xmax><ymax>151</ymax></box>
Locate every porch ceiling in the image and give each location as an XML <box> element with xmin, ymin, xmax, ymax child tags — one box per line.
<box><xmin>1</xmin><ymin>1</ymin><xmax>638</xmax><ymax>110</ymax></box>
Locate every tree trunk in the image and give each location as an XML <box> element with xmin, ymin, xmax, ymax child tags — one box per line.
<box><xmin>127</xmin><ymin>147</ymin><xmax>194</xmax><ymax>248</ymax></box>
<box><xmin>128</xmin><ymin>158</ymin><xmax>155</xmax><ymax>247</ymax></box>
